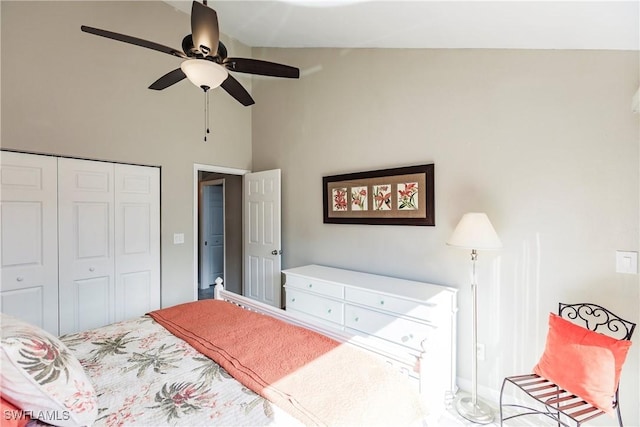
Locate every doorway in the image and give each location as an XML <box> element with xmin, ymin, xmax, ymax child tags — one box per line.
<box><xmin>193</xmin><ymin>164</ymin><xmax>248</xmax><ymax>301</ymax></box>
<box><xmin>198</xmin><ymin>179</ymin><xmax>224</xmax><ymax>299</ymax></box>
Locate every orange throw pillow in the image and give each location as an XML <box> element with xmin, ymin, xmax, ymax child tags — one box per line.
<box><xmin>533</xmin><ymin>313</ymin><xmax>632</xmax><ymax>415</ymax></box>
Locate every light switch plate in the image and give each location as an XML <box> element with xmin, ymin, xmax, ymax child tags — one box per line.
<box><xmin>173</xmin><ymin>233</ymin><xmax>185</xmax><ymax>245</ymax></box>
<box><xmin>615</xmin><ymin>251</ymin><xmax>638</xmax><ymax>274</ymax></box>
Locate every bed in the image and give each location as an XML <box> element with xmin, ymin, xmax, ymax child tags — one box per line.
<box><xmin>1</xmin><ymin>283</ymin><xmax>432</xmax><ymax>427</ymax></box>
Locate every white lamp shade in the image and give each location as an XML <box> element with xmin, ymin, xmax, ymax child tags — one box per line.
<box><xmin>447</xmin><ymin>212</ymin><xmax>502</xmax><ymax>250</ymax></box>
<box><xmin>181</xmin><ymin>59</ymin><xmax>228</xmax><ymax>90</ymax></box>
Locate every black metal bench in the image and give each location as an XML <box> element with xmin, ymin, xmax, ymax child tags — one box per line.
<box><xmin>499</xmin><ymin>303</ymin><xmax>636</xmax><ymax>427</ymax></box>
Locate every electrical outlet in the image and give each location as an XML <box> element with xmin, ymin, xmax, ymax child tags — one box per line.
<box><xmin>477</xmin><ymin>343</ymin><xmax>486</xmax><ymax>361</ymax></box>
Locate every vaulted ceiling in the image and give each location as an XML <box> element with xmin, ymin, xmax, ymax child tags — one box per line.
<box><xmin>165</xmin><ymin>1</ymin><xmax>639</xmax><ymax>50</ymax></box>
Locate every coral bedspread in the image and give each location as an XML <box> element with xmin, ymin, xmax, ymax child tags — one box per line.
<box><xmin>149</xmin><ymin>299</ymin><xmax>426</xmax><ymax>426</ymax></box>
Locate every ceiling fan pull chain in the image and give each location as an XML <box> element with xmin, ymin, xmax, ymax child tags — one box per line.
<box><xmin>206</xmin><ymin>89</ymin><xmax>211</xmax><ymax>140</ymax></box>
<box><xmin>203</xmin><ymin>89</ymin><xmax>210</xmax><ymax>142</ymax></box>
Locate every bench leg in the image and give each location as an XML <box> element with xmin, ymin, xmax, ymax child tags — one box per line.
<box><xmin>499</xmin><ymin>378</ymin><xmax>507</xmax><ymax>426</ymax></box>
<box><xmin>615</xmin><ymin>390</ymin><xmax>623</xmax><ymax>427</ymax></box>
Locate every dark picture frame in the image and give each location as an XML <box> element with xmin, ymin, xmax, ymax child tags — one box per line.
<box><xmin>322</xmin><ymin>164</ymin><xmax>435</xmax><ymax>226</ymax></box>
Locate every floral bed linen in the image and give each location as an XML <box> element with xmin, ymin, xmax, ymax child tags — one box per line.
<box><xmin>59</xmin><ymin>316</ymin><xmax>303</xmax><ymax>427</ymax></box>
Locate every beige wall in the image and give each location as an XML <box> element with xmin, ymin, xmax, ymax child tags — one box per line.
<box><xmin>252</xmin><ymin>48</ymin><xmax>640</xmax><ymax>423</ymax></box>
<box><xmin>1</xmin><ymin>1</ymin><xmax>252</xmax><ymax>307</ymax></box>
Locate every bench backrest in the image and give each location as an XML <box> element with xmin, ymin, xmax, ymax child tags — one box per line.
<box><xmin>558</xmin><ymin>302</ymin><xmax>635</xmax><ymax>341</ymax></box>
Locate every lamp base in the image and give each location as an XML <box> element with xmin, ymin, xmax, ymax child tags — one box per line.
<box><xmin>455</xmin><ymin>396</ymin><xmax>494</xmax><ymax>424</ymax></box>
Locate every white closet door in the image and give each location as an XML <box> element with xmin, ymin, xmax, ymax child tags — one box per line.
<box><xmin>0</xmin><ymin>152</ymin><xmax>59</xmax><ymax>335</ymax></box>
<box><xmin>58</xmin><ymin>158</ymin><xmax>115</xmax><ymax>334</ymax></box>
<box><xmin>114</xmin><ymin>163</ymin><xmax>160</xmax><ymax>321</ymax></box>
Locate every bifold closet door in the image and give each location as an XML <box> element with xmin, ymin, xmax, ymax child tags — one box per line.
<box><xmin>58</xmin><ymin>158</ymin><xmax>115</xmax><ymax>335</ymax></box>
<box><xmin>0</xmin><ymin>152</ymin><xmax>59</xmax><ymax>335</ymax></box>
<box><xmin>114</xmin><ymin>163</ymin><xmax>160</xmax><ymax>321</ymax></box>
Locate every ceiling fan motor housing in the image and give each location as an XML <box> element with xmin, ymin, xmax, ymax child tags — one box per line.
<box><xmin>182</xmin><ymin>35</ymin><xmax>227</xmax><ymax>64</ymax></box>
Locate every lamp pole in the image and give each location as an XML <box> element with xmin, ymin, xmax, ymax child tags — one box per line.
<box><xmin>456</xmin><ymin>249</ymin><xmax>493</xmax><ymax>424</ymax></box>
<box><xmin>471</xmin><ymin>249</ymin><xmax>479</xmax><ymax>406</ymax></box>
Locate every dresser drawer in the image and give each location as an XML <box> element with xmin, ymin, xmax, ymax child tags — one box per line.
<box><xmin>286</xmin><ymin>289</ymin><xmax>344</xmax><ymax>325</ymax></box>
<box><xmin>287</xmin><ymin>308</ymin><xmax>345</xmax><ymax>331</ymax></box>
<box><xmin>285</xmin><ymin>274</ymin><xmax>344</xmax><ymax>299</ymax></box>
<box><xmin>344</xmin><ymin>304</ymin><xmax>434</xmax><ymax>351</ymax></box>
<box><xmin>345</xmin><ymin>287</ymin><xmax>438</xmax><ymax>322</ymax></box>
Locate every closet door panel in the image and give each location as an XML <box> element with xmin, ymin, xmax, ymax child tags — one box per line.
<box><xmin>114</xmin><ymin>164</ymin><xmax>160</xmax><ymax>321</ymax></box>
<box><xmin>0</xmin><ymin>288</ymin><xmax>44</xmax><ymax>327</ymax></box>
<box><xmin>0</xmin><ymin>152</ymin><xmax>58</xmax><ymax>335</ymax></box>
<box><xmin>76</xmin><ymin>203</ymin><xmax>111</xmax><ymax>259</ymax></box>
<box><xmin>120</xmin><ymin>271</ymin><xmax>151</xmax><ymax>320</ymax></box>
<box><xmin>67</xmin><ymin>277</ymin><xmax>111</xmax><ymax>331</ymax></box>
<box><xmin>58</xmin><ymin>158</ymin><xmax>115</xmax><ymax>334</ymax></box>
<box><xmin>2</xmin><ymin>202</ymin><xmax>43</xmax><ymax>266</ymax></box>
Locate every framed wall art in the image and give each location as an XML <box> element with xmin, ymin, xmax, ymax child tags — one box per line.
<box><xmin>322</xmin><ymin>164</ymin><xmax>434</xmax><ymax>226</ymax></box>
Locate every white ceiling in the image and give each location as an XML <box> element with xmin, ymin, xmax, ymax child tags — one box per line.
<box><xmin>164</xmin><ymin>1</ymin><xmax>640</xmax><ymax>50</ymax></box>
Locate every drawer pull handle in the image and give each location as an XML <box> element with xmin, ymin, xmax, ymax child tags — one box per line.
<box><xmin>308</xmin><ymin>283</ymin><xmax>313</xmax><ymax>288</ymax></box>
<box><xmin>401</xmin><ymin>334</ymin><xmax>414</xmax><ymax>343</ymax></box>
<box><xmin>327</xmin><ymin>308</ymin><xmax>332</xmax><ymax>314</ymax></box>
<box><xmin>291</xmin><ymin>298</ymin><xmax>296</xmax><ymax>302</ymax></box>
<box><xmin>16</xmin><ymin>277</ymin><xmax>24</xmax><ymax>282</ymax></box>
<box><xmin>380</xmin><ymin>300</ymin><xmax>385</xmax><ymax>305</ymax></box>
<box><xmin>354</xmin><ymin>317</ymin><xmax>359</xmax><ymax>322</ymax></box>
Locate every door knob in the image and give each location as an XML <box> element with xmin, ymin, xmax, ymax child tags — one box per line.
<box><xmin>271</xmin><ymin>250</ymin><xmax>278</xmax><ymax>255</ymax></box>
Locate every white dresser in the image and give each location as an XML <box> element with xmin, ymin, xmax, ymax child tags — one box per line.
<box><xmin>283</xmin><ymin>264</ymin><xmax>457</xmax><ymax>407</ymax></box>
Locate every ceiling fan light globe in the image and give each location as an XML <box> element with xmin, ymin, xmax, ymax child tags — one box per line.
<box><xmin>181</xmin><ymin>59</ymin><xmax>228</xmax><ymax>90</ymax></box>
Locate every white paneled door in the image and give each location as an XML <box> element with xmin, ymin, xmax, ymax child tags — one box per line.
<box><xmin>243</xmin><ymin>169</ymin><xmax>281</xmax><ymax>308</ymax></box>
<box><xmin>0</xmin><ymin>152</ymin><xmax>160</xmax><ymax>335</ymax></box>
<box><xmin>0</xmin><ymin>152</ymin><xmax>59</xmax><ymax>335</ymax></box>
<box><xmin>58</xmin><ymin>158</ymin><xmax>115</xmax><ymax>335</ymax></box>
<box><xmin>114</xmin><ymin>163</ymin><xmax>160</xmax><ymax>321</ymax></box>
<box><xmin>58</xmin><ymin>159</ymin><xmax>161</xmax><ymax>334</ymax></box>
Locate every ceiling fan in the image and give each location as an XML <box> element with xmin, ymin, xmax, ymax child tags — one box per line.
<box><xmin>81</xmin><ymin>0</ymin><xmax>300</xmax><ymax>107</ymax></box>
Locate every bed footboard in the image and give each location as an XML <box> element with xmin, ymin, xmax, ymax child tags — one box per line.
<box><xmin>213</xmin><ymin>277</ymin><xmax>448</xmax><ymax>415</ymax></box>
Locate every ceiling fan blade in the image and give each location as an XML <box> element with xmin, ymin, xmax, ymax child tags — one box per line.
<box><xmin>149</xmin><ymin>68</ymin><xmax>187</xmax><ymax>90</ymax></box>
<box><xmin>220</xmin><ymin>75</ymin><xmax>255</xmax><ymax>106</ymax></box>
<box><xmin>81</xmin><ymin>26</ymin><xmax>186</xmax><ymax>58</ymax></box>
<box><xmin>191</xmin><ymin>1</ymin><xmax>219</xmax><ymax>58</ymax></box>
<box><xmin>217</xmin><ymin>41</ymin><xmax>228</xmax><ymax>61</ymax></box>
<box><xmin>223</xmin><ymin>58</ymin><xmax>300</xmax><ymax>79</ymax></box>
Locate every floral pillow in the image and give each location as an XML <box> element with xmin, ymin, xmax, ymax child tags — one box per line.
<box><xmin>0</xmin><ymin>314</ymin><xmax>97</xmax><ymax>427</ymax></box>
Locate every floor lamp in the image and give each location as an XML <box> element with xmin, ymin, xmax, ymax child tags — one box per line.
<box><xmin>447</xmin><ymin>212</ymin><xmax>502</xmax><ymax>424</ymax></box>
